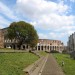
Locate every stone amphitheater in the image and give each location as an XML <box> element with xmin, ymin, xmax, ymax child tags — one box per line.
<box><xmin>0</xmin><ymin>28</ymin><xmax>64</xmax><ymax>52</ymax></box>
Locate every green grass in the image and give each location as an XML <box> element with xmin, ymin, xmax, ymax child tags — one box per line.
<box><xmin>0</xmin><ymin>48</ymin><xmax>14</xmax><ymax>50</ymax></box>
<box><xmin>0</xmin><ymin>53</ymin><xmax>39</xmax><ymax>75</ymax></box>
<box><xmin>38</xmin><ymin>51</ymin><xmax>47</xmax><ymax>56</ymax></box>
<box><xmin>53</xmin><ymin>53</ymin><xmax>75</xmax><ymax>75</ymax></box>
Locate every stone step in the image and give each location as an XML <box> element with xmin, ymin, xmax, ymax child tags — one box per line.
<box><xmin>23</xmin><ymin>55</ymin><xmax>48</xmax><ymax>75</ymax></box>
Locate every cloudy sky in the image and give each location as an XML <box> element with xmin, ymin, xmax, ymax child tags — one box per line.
<box><xmin>0</xmin><ymin>0</ymin><xmax>75</xmax><ymax>45</ymax></box>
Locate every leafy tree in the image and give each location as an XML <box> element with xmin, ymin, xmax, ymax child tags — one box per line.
<box><xmin>7</xmin><ymin>21</ymin><xmax>38</xmax><ymax>50</ymax></box>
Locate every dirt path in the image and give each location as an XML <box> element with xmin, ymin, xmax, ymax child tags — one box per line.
<box><xmin>41</xmin><ymin>54</ymin><xmax>65</xmax><ymax>75</ymax></box>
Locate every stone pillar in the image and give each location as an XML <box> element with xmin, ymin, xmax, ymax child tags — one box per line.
<box><xmin>43</xmin><ymin>44</ymin><xmax>44</xmax><ymax>51</ymax></box>
<box><xmin>36</xmin><ymin>46</ymin><xmax>38</xmax><ymax>51</ymax></box>
<box><xmin>37</xmin><ymin>46</ymin><xmax>39</xmax><ymax>51</ymax></box>
<box><xmin>49</xmin><ymin>46</ymin><xmax>50</xmax><ymax>52</ymax></box>
<box><xmin>51</xmin><ymin>46</ymin><xmax>53</xmax><ymax>50</ymax></box>
<box><xmin>40</xmin><ymin>46</ymin><xmax>41</xmax><ymax>51</ymax></box>
<box><xmin>58</xmin><ymin>46</ymin><xmax>60</xmax><ymax>51</ymax></box>
<box><xmin>56</xmin><ymin>46</ymin><xmax>57</xmax><ymax>51</ymax></box>
<box><xmin>50</xmin><ymin>46</ymin><xmax>51</xmax><ymax>51</ymax></box>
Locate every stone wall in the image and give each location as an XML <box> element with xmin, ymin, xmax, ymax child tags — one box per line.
<box><xmin>2</xmin><ymin>28</ymin><xmax>64</xmax><ymax>52</ymax></box>
<box><xmin>36</xmin><ymin>39</ymin><xmax>64</xmax><ymax>53</ymax></box>
<box><xmin>0</xmin><ymin>29</ymin><xmax>4</xmax><ymax>48</ymax></box>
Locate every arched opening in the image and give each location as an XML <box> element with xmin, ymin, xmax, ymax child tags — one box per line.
<box><xmin>45</xmin><ymin>46</ymin><xmax>46</xmax><ymax>50</ymax></box>
<box><xmin>26</xmin><ymin>45</ymin><xmax>28</xmax><ymax>49</ymax></box>
<box><xmin>48</xmin><ymin>46</ymin><xmax>49</xmax><ymax>50</ymax></box>
<box><xmin>41</xmin><ymin>46</ymin><xmax>43</xmax><ymax>50</ymax></box>
<box><xmin>23</xmin><ymin>45</ymin><xmax>25</xmax><ymax>49</ymax></box>
<box><xmin>38</xmin><ymin>46</ymin><xmax>40</xmax><ymax>50</ymax></box>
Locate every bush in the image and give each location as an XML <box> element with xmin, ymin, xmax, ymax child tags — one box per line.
<box><xmin>62</xmin><ymin>50</ymin><xmax>68</xmax><ymax>54</ymax></box>
<box><xmin>50</xmin><ymin>50</ymin><xmax>59</xmax><ymax>53</ymax></box>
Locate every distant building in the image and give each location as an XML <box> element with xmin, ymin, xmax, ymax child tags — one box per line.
<box><xmin>67</xmin><ymin>32</ymin><xmax>75</xmax><ymax>53</ymax></box>
<box><xmin>0</xmin><ymin>28</ymin><xmax>64</xmax><ymax>52</ymax></box>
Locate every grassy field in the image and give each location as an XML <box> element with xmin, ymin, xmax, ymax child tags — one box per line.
<box><xmin>38</xmin><ymin>51</ymin><xmax>47</xmax><ymax>56</ymax></box>
<box><xmin>0</xmin><ymin>52</ymin><xmax>39</xmax><ymax>75</ymax></box>
<box><xmin>53</xmin><ymin>53</ymin><xmax>75</xmax><ymax>75</ymax></box>
<box><xmin>0</xmin><ymin>48</ymin><xmax>14</xmax><ymax>50</ymax></box>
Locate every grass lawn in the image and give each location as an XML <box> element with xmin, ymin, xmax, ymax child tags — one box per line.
<box><xmin>38</xmin><ymin>51</ymin><xmax>47</xmax><ymax>56</ymax></box>
<box><xmin>0</xmin><ymin>53</ymin><xmax>39</xmax><ymax>75</ymax></box>
<box><xmin>0</xmin><ymin>48</ymin><xmax>14</xmax><ymax>50</ymax></box>
<box><xmin>53</xmin><ymin>53</ymin><xmax>75</xmax><ymax>75</ymax></box>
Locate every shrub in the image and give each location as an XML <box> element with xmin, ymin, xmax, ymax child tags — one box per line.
<box><xmin>50</xmin><ymin>50</ymin><xmax>59</xmax><ymax>53</ymax></box>
<box><xmin>62</xmin><ymin>50</ymin><xmax>68</xmax><ymax>54</ymax></box>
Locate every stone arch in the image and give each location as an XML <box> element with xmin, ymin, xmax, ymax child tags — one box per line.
<box><xmin>41</xmin><ymin>45</ymin><xmax>43</xmax><ymax>50</ymax></box>
<box><xmin>38</xmin><ymin>46</ymin><xmax>40</xmax><ymax>50</ymax></box>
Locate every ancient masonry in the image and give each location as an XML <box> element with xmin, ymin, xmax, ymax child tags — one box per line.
<box><xmin>0</xmin><ymin>29</ymin><xmax>4</xmax><ymax>48</ymax></box>
<box><xmin>0</xmin><ymin>28</ymin><xmax>64</xmax><ymax>52</ymax></box>
<box><xmin>36</xmin><ymin>39</ymin><xmax>64</xmax><ymax>53</ymax></box>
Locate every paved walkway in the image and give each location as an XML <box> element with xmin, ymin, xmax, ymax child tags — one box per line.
<box><xmin>41</xmin><ymin>54</ymin><xmax>65</xmax><ymax>75</ymax></box>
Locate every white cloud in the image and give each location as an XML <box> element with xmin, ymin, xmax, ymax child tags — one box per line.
<box><xmin>0</xmin><ymin>1</ymin><xmax>20</xmax><ymax>28</ymax></box>
<box><xmin>67</xmin><ymin>30</ymin><xmax>75</xmax><ymax>35</ymax></box>
<box><xmin>16</xmin><ymin>0</ymin><xmax>69</xmax><ymax>18</ymax></box>
<box><xmin>0</xmin><ymin>0</ymin><xmax>74</xmax><ymax>45</ymax></box>
<box><xmin>0</xmin><ymin>16</ymin><xmax>10</xmax><ymax>28</ymax></box>
<box><xmin>38</xmin><ymin>33</ymin><xmax>48</xmax><ymax>39</ymax></box>
<box><xmin>38</xmin><ymin>32</ymin><xmax>66</xmax><ymax>39</ymax></box>
<box><xmin>0</xmin><ymin>1</ymin><xmax>18</xmax><ymax>20</ymax></box>
<box><xmin>36</xmin><ymin>14</ymin><xmax>75</xmax><ymax>30</ymax></box>
<box><xmin>16</xmin><ymin>0</ymin><xmax>75</xmax><ymax>45</ymax></box>
<box><xmin>49</xmin><ymin>32</ymin><xmax>66</xmax><ymax>39</ymax></box>
<box><xmin>16</xmin><ymin>0</ymin><xmax>74</xmax><ymax>30</ymax></box>
<box><xmin>38</xmin><ymin>32</ymin><xmax>66</xmax><ymax>43</ymax></box>
<box><xmin>70</xmin><ymin>0</ymin><xmax>75</xmax><ymax>2</ymax></box>
<box><xmin>30</xmin><ymin>21</ymin><xmax>37</xmax><ymax>26</ymax></box>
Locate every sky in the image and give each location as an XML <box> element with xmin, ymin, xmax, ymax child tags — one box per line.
<box><xmin>0</xmin><ymin>0</ymin><xmax>75</xmax><ymax>45</ymax></box>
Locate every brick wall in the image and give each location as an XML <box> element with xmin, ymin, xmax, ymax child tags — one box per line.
<box><xmin>0</xmin><ymin>30</ymin><xmax>4</xmax><ymax>48</ymax></box>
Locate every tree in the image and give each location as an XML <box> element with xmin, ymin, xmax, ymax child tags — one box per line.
<box><xmin>7</xmin><ymin>21</ymin><xmax>38</xmax><ymax>50</ymax></box>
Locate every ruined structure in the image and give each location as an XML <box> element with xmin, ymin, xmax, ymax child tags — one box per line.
<box><xmin>0</xmin><ymin>28</ymin><xmax>64</xmax><ymax>52</ymax></box>
<box><xmin>36</xmin><ymin>39</ymin><xmax>64</xmax><ymax>53</ymax></box>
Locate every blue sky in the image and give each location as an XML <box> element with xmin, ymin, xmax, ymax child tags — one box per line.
<box><xmin>0</xmin><ymin>0</ymin><xmax>75</xmax><ymax>45</ymax></box>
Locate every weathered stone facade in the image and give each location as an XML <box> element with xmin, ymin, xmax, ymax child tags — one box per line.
<box><xmin>0</xmin><ymin>29</ymin><xmax>4</xmax><ymax>48</ymax></box>
<box><xmin>0</xmin><ymin>28</ymin><xmax>64</xmax><ymax>52</ymax></box>
<box><xmin>36</xmin><ymin>39</ymin><xmax>64</xmax><ymax>53</ymax></box>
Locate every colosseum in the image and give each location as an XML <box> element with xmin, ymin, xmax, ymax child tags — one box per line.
<box><xmin>36</xmin><ymin>39</ymin><xmax>64</xmax><ymax>53</ymax></box>
<box><xmin>0</xmin><ymin>28</ymin><xmax>64</xmax><ymax>52</ymax></box>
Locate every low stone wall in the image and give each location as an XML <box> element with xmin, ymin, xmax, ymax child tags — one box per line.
<box><xmin>30</xmin><ymin>51</ymin><xmax>42</xmax><ymax>58</ymax></box>
<box><xmin>0</xmin><ymin>50</ymin><xmax>28</xmax><ymax>53</ymax></box>
<box><xmin>23</xmin><ymin>54</ymin><xmax>48</xmax><ymax>75</ymax></box>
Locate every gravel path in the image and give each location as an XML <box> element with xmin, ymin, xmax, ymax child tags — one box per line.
<box><xmin>41</xmin><ymin>54</ymin><xmax>65</xmax><ymax>75</ymax></box>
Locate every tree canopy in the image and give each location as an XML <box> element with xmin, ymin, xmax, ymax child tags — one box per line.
<box><xmin>7</xmin><ymin>21</ymin><xmax>38</xmax><ymax>50</ymax></box>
